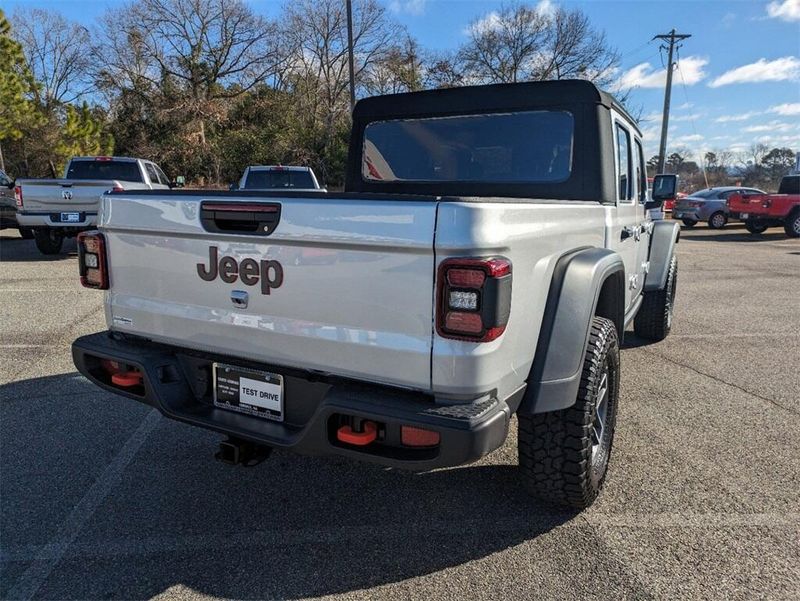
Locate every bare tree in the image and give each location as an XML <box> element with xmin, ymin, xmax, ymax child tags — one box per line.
<box><xmin>459</xmin><ymin>3</ymin><xmax>550</xmax><ymax>84</ymax></box>
<box><xmin>11</xmin><ymin>8</ymin><xmax>92</xmax><ymax>108</ymax></box>
<box><xmin>537</xmin><ymin>7</ymin><xmax>618</xmax><ymax>87</ymax></box>
<box><xmin>362</xmin><ymin>35</ymin><xmax>423</xmax><ymax>96</ymax></box>
<box><xmin>95</xmin><ymin>0</ymin><xmax>284</xmax><ymax>146</ymax></box>
<box><xmin>422</xmin><ymin>51</ymin><xmax>467</xmax><ymax>89</ymax></box>
<box><xmin>283</xmin><ymin>0</ymin><xmax>400</xmax><ymax>118</ymax></box>
<box><xmin>458</xmin><ymin>2</ymin><xmax>619</xmax><ymax>87</ymax></box>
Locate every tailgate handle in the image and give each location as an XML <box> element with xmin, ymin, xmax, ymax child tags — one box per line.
<box><xmin>200</xmin><ymin>202</ymin><xmax>281</xmax><ymax>236</ymax></box>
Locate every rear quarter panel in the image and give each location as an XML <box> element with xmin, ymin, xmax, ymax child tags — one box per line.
<box><xmin>432</xmin><ymin>200</ymin><xmax>607</xmax><ymax>402</ymax></box>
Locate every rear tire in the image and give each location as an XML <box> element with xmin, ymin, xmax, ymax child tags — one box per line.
<box><xmin>34</xmin><ymin>228</ymin><xmax>64</xmax><ymax>255</ymax></box>
<box><xmin>518</xmin><ymin>316</ymin><xmax>620</xmax><ymax>510</ymax></box>
<box><xmin>634</xmin><ymin>255</ymin><xmax>677</xmax><ymax>342</ymax></box>
<box><xmin>745</xmin><ymin>221</ymin><xmax>768</xmax><ymax>234</ymax></box>
<box><xmin>17</xmin><ymin>227</ymin><xmax>34</xmax><ymax>239</ymax></box>
<box><xmin>784</xmin><ymin>210</ymin><xmax>800</xmax><ymax>238</ymax></box>
<box><xmin>681</xmin><ymin>219</ymin><xmax>696</xmax><ymax>228</ymax></box>
<box><xmin>708</xmin><ymin>211</ymin><xmax>727</xmax><ymax>229</ymax></box>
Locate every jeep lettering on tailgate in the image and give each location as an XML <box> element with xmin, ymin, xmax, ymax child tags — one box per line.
<box><xmin>197</xmin><ymin>246</ymin><xmax>284</xmax><ymax>295</ymax></box>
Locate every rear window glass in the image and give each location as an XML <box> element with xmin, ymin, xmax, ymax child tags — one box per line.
<box><xmin>690</xmin><ymin>189</ymin><xmax>720</xmax><ymax>199</ymax></box>
<box><xmin>362</xmin><ymin>111</ymin><xmax>573</xmax><ymax>183</ymax></box>
<box><xmin>779</xmin><ymin>176</ymin><xmax>799</xmax><ymax>195</ymax></box>
<box><xmin>66</xmin><ymin>160</ymin><xmax>143</xmax><ymax>182</ymax></box>
<box><xmin>244</xmin><ymin>170</ymin><xmax>315</xmax><ymax>189</ymax></box>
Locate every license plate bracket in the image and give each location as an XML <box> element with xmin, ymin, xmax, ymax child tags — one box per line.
<box><xmin>213</xmin><ymin>363</ymin><xmax>284</xmax><ymax>422</ymax></box>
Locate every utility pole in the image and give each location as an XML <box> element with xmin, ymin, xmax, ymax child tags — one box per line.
<box><xmin>346</xmin><ymin>0</ymin><xmax>356</xmax><ymax>113</ymax></box>
<box><xmin>654</xmin><ymin>29</ymin><xmax>691</xmax><ymax>174</ymax></box>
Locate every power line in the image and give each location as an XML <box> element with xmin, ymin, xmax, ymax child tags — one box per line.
<box><xmin>653</xmin><ymin>29</ymin><xmax>691</xmax><ymax>173</ymax></box>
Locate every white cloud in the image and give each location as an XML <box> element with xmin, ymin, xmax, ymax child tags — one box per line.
<box><xmin>721</xmin><ymin>12</ymin><xmax>737</xmax><ymax>27</ymax></box>
<box><xmin>535</xmin><ymin>0</ymin><xmax>556</xmax><ymax>17</ymax></box>
<box><xmin>672</xmin><ymin>134</ymin><xmax>704</xmax><ymax>144</ymax></box>
<box><xmin>768</xmin><ymin>102</ymin><xmax>800</xmax><ymax>116</ymax></box>
<box><xmin>676</xmin><ymin>102</ymin><xmax>694</xmax><ymax>110</ymax></box>
<box><xmin>466</xmin><ymin>1</ymin><xmax>555</xmax><ymax>35</ymax></box>
<box><xmin>389</xmin><ymin>0</ymin><xmax>426</xmax><ymax>16</ymax></box>
<box><xmin>709</xmin><ymin>56</ymin><xmax>800</xmax><ymax>87</ymax></box>
<box><xmin>742</xmin><ymin>120</ymin><xmax>798</xmax><ymax>133</ymax></box>
<box><xmin>613</xmin><ymin>56</ymin><xmax>708</xmax><ymax>90</ymax></box>
<box><xmin>715</xmin><ymin>112</ymin><xmax>761</xmax><ymax>123</ymax></box>
<box><xmin>466</xmin><ymin>11</ymin><xmax>501</xmax><ymax>35</ymax></box>
<box><xmin>766</xmin><ymin>0</ymin><xmax>800</xmax><ymax>22</ymax></box>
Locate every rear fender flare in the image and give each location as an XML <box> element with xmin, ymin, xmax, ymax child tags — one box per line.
<box><xmin>518</xmin><ymin>247</ymin><xmax>625</xmax><ymax>415</ymax></box>
<box><xmin>645</xmin><ymin>220</ymin><xmax>680</xmax><ymax>291</ymax></box>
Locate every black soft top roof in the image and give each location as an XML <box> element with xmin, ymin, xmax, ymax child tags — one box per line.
<box><xmin>353</xmin><ymin>79</ymin><xmax>639</xmax><ymax>134</ymax></box>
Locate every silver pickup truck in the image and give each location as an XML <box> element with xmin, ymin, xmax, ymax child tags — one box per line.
<box><xmin>72</xmin><ymin>81</ymin><xmax>680</xmax><ymax>509</ymax></box>
<box><xmin>15</xmin><ymin>156</ymin><xmax>170</xmax><ymax>254</ymax></box>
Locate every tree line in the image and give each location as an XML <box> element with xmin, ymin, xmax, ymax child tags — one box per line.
<box><xmin>0</xmin><ymin>0</ymin><xmax>794</xmax><ymax>191</ymax></box>
<box><xmin>0</xmin><ymin>0</ymin><xmax>619</xmax><ymax>186</ymax></box>
<box><xmin>649</xmin><ymin>145</ymin><xmax>797</xmax><ymax>193</ymax></box>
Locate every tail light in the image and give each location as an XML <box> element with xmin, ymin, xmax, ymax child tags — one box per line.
<box><xmin>14</xmin><ymin>186</ymin><xmax>22</xmax><ymax>207</ymax></box>
<box><xmin>436</xmin><ymin>257</ymin><xmax>512</xmax><ymax>342</ymax></box>
<box><xmin>77</xmin><ymin>231</ymin><xmax>109</xmax><ymax>289</ymax></box>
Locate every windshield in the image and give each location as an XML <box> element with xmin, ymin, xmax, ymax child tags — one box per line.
<box><xmin>244</xmin><ymin>170</ymin><xmax>315</xmax><ymax>189</ymax></box>
<box><xmin>362</xmin><ymin>110</ymin><xmax>574</xmax><ymax>184</ymax></box>
<box><xmin>66</xmin><ymin>160</ymin><xmax>143</xmax><ymax>182</ymax></box>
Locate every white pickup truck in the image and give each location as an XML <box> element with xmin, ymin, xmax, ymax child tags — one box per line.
<box><xmin>15</xmin><ymin>156</ymin><xmax>170</xmax><ymax>254</ymax></box>
<box><xmin>236</xmin><ymin>165</ymin><xmax>324</xmax><ymax>192</ymax></box>
<box><xmin>72</xmin><ymin>81</ymin><xmax>680</xmax><ymax>509</ymax></box>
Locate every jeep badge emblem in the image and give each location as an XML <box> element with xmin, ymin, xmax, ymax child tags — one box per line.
<box><xmin>197</xmin><ymin>246</ymin><xmax>284</xmax><ymax>295</ymax></box>
<box><xmin>62</xmin><ymin>190</ymin><xmax>73</xmax><ymax>200</ymax></box>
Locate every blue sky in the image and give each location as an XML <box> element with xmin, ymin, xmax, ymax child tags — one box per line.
<box><xmin>6</xmin><ymin>0</ymin><xmax>800</xmax><ymax>160</ymax></box>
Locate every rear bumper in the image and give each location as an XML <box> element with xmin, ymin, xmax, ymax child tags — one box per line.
<box><xmin>17</xmin><ymin>211</ymin><xmax>97</xmax><ymax>228</ymax></box>
<box><xmin>72</xmin><ymin>331</ymin><xmax>512</xmax><ymax>471</ymax></box>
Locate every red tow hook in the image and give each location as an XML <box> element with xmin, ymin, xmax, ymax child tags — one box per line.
<box><xmin>111</xmin><ymin>369</ymin><xmax>144</xmax><ymax>388</ymax></box>
<box><xmin>337</xmin><ymin>420</ymin><xmax>378</xmax><ymax>446</ymax></box>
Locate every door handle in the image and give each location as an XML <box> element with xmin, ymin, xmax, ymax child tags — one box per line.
<box><xmin>621</xmin><ymin>225</ymin><xmax>643</xmax><ymax>241</ymax></box>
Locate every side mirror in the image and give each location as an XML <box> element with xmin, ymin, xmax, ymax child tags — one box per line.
<box><xmin>647</xmin><ymin>174</ymin><xmax>678</xmax><ymax>209</ymax></box>
<box><xmin>175</xmin><ymin>175</ymin><xmax>186</xmax><ymax>188</ymax></box>
<box><xmin>228</xmin><ymin>182</ymin><xmax>238</xmax><ymax>191</ymax></box>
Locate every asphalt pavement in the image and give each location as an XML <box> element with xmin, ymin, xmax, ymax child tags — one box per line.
<box><xmin>1</xmin><ymin>224</ymin><xmax>799</xmax><ymax>600</ymax></box>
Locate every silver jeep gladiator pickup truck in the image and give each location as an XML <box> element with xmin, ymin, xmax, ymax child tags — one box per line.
<box><xmin>15</xmin><ymin>156</ymin><xmax>170</xmax><ymax>255</ymax></box>
<box><xmin>72</xmin><ymin>80</ymin><xmax>679</xmax><ymax>509</ymax></box>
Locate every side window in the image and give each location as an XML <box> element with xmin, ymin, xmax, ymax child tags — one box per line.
<box><xmin>155</xmin><ymin>165</ymin><xmax>169</xmax><ymax>186</ymax></box>
<box><xmin>616</xmin><ymin>123</ymin><xmax>632</xmax><ymax>201</ymax></box>
<box><xmin>144</xmin><ymin>163</ymin><xmax>159</xmax><ymax>184</ymax></box>
<box><xmin>634</xmin><ymin>138</ymin><xmax>646</xmax><ymax>204</ymax></box>
<box><xmin>0</xmin><ymin>172</ymin><xmax>9</xmax><ymax>186</ymax></box>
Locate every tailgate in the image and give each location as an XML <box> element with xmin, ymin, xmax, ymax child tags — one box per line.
<box><xmin>20</xmin><ymin>180</ymin><xmax>111</xmax><ymax>213</ymax></box>
<box><xmin>101</xmin><ymin>194</ymin><xmax>438</xmax><ymax>391</ymax></box>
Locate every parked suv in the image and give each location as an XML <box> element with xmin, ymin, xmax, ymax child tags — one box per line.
<box><xmin>673</xmin><ymin>186</ymin><xmax>764</xmax><ymax>228</ymax></box>
<box><xmin>72</xmin><ymin>80</ymin><xmax>680</xmax><ymax>509</ymax></box>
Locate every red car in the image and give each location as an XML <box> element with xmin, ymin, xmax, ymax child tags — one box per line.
<box><xmin>727</xmin><ymin>175</ymin><xmax>800</xmax><ymax>237</ymax></box>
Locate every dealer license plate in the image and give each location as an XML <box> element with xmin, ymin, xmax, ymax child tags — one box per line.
<box><xmin>60</xmin><ymin>212</ymin><xmax>80</xmax><ymax>223</ymax></box>
<box><xmin>213</xmin><ymin>363</ymin><xmax>284</xmax><ymax>422</ymax></box>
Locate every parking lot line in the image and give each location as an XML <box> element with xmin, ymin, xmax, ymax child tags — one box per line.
<box><xmin>4</xmin><ymin>409</ymin><xmax>162</xmax><ymax>601</ymax></box>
